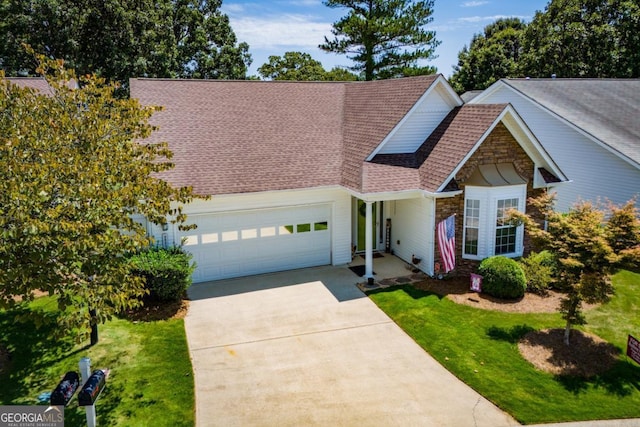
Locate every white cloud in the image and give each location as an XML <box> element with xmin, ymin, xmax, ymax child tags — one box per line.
<box><xmin>230</xmin><ymin>14</ymin><xmax>333</xmax><ymax>49</ymax></box>
<box><xmin>461</xmin><ymin>1</ymin><xmax>489</xmax><ymax>7</ymax></box>
<box><xmin>457</xmin><ymin>14</ymin><xmax>528</xmax><ymax>23</ymax></box>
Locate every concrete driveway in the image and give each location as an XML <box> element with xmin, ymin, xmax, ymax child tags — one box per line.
<box><xmin>185</xmin><ymin>264</ymin><xmax>519</xmax><ymax>427</ymax></box>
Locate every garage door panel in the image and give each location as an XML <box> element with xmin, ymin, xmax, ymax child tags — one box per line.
<box><xmin>179</xmin><ymin>205</ymin><xmax>331</xmax><ymax>282</ymax></box>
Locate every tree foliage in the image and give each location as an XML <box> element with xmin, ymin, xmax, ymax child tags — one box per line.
<box><xmin>0</xmin><ymin>0</ymin><xmax>251</xmax><ymax>89</ymax></box>
<box><xmin>0</xmin><ymin>53</ymin><xmax>196</xmax><ymax>341</ymax></box>
<box><xmin>319</xmin><ymin>0</ymin><xmax>440</xmax><ymax>80</ymax></box>
<box><xmin>451</xmin><ymin>0</ymin><xmax>640</xmax><ymax>92</ymax></box>
<box><xmin>450</xmin><ymin>18</ymin><xmax>526</xmax><ymax>93</ymax></box>
<box><xmin>257</xmin><ymin>51</ymin><xmax>357</xmax><ymax>81</ymax></box>
<box><xmin>521</xmin><ymin>0</ymin><xmax>640</xmax><ymax>78</ymax></box>
<box><xmin>510</xmin><ymin>193</ymin><xmax>640</xmax><ymax>345</ymax></box>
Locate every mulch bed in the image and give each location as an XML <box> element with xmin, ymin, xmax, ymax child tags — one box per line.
<box><xmin>518</xmin><ymin>329</ymin><xmax>619</xmax><ymax>377</ymax></box>
<box><xmin>413</xmin><ymin>275</ymin><xmax>566</xmax><ymax>313</ymax></box>
<box><xmin>121</xmin><ymin>298</ymin><xmax>189</xmax><ymax>322</ymax></box>
<box><xmin>367</xmin><ymin>274</ymin><xmax>615</xmax><ymax>376</ymax></box>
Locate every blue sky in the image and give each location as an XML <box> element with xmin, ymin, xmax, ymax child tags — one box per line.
<box><xmin>221</xmin><ymin>0</ymin><xmax>550</xmax><ymax>78</ymax></box>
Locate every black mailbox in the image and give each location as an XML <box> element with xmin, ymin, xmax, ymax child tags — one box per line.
<box><xmin>51</xmin><ymin>371</ymin><xmax>80</xmax><ymax>406</ymax></box>
<box><xmin>78</xmin><ymin>370</ymin><xmax>106</xmax><ymax>406</ymax></box>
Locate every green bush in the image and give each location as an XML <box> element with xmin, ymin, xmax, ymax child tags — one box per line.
<box><xmin>129</xmin><ymin>246</ymin><xmax>196</xmax><ymax>301</ymax></box>
<box><xmin>478</xmin><ymin>256</ymin><xmax>526</xmax><ymax>299</ymax></box>
<box><xmin>519</xmin><ymin>250</ymin><xmax>556</xmax><ymax>295</ymax></box>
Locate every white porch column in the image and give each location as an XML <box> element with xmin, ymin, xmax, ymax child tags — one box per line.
<box><xmin>364</xmin><ymin>201</ymin><xmax>374</xmax><ymax>280</ymax></box>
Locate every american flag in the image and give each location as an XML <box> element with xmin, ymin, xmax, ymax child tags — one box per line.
<box><xmin>437</xmin><ymin>215</ymin><xmax>456</xmax><ymax>273</ymax></box>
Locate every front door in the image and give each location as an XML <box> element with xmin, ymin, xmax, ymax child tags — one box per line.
<box><xmin>356</xmin><ymin>200</ymin><xmax>378</xmax><ymax>252</ymax></box>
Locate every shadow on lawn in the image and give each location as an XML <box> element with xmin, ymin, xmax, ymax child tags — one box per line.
<box><xmin>0</xmin><ymin>305</ymin><xmax>82</xmax><ymax>404</ymax></box>
<box><xmin>556</xmin><ymin>359</ymin><xmax>640</xmax><ymax>397</ymax></box>
<box><xmin>487</xmin><ymin>324</ymin><xmax>640</xmax><ymax>397</ymax></box>
<box><xmin>486</xmin><ymin>325</ymin><xmax>536</xmax><ymax>343</ymax></box>
<box><xmin>367</xmin><ymin>284</ymin><xmax>446</xmax><ymax>300</ymax></box>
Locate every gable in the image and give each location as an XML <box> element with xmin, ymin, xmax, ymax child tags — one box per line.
<box><xmin>474</xmin><ymin>79</ymin><xmax>640</xmax><ymax>169</ymax></box>
<box><xmin>368</xmin><ymin>76</ymin><xmax>462</xmax><ymax>158</ymax></box>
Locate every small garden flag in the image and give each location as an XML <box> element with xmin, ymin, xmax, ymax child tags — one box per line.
<box><xmin>437</xmin><ymin>215</ymin><xmax>456</xmax><ymax>273</ymax></box>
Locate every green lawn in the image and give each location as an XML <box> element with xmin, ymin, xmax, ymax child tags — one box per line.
<box><xmin>369</xmin><ymin>270</ymin><xmax>640</xmax><ymax>425</ymax></box>
<box><xmin>0</xmin><ymin>297</ymin><xmax>194</xmax><ymax>427</ymax></box>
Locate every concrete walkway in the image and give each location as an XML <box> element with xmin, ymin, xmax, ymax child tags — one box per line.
<box><xmin>185</xmin><ymin>263</ymin><xmax>519</xmax><ymax>426</ymax></box>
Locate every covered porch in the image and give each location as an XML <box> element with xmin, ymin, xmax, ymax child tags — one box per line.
<box><xmin>347</xmin><ymin>251</ymin><xmax>429</xmax><ymax>291</ymax></box>
<box><xmin>350</xmin><ymin>193</ymin><xmax>439</xmax><ymax>285</ymax></box>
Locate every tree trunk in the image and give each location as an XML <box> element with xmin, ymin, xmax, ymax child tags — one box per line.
<box><xmin>89</xmin><ymin>308</ymin><xmax>98</xmax><ymax>346</ymax></box>
<box><xmin>563</xmin><ymin>319</ymin><xmax>571</xmax><ymax>346</ymax></box>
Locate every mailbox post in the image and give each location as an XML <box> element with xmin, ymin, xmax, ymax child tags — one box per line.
<box><xmin>79</xmin><ymin>358</ymin><xmax>97</xmax><ymax>427</ymax></box>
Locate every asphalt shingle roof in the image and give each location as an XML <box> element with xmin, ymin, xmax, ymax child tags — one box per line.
<box><xmin>370</xmin><ymin>104</ymin><xmax>508</xmax><ymax>193</ymax></box>
<box><xmin>503</xmin><ymin>79</ymin><xmax>640</xmax><ymax>167</ymax></box>
<box><xmin>130</xmin><ymin>76</ymin><xmax>509</xmax><ymax>196</ymax></box>
<box><xmin>132</xmin><ymin>76</ymin><xmax>443</xmax><ymax>196</ymax></box>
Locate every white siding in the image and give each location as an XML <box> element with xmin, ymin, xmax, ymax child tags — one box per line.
<box><xmin>377</xmin><ymin>86</ymin><xmax>454</xmax><ymax>155</ymax></box>
<box><xmin>388</xmin><ymin>197</ymin><xmax>434</xmax><ymax>275</ymax></box>
<box><xmin>479</xmin><ymin>87</ymin><xmax>640</xmax><ymax>211</ymax></box>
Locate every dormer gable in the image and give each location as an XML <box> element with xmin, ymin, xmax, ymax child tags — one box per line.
<box><xmin>367</xmin><ymin>75</ymin><xmax>462</xmax><ymax>160</ymax></box>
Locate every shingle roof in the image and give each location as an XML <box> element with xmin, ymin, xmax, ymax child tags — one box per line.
<box><xmin>370</xmin><ymin>104</ymin><xmax>508</xmax><ymax>193</ymax></box>
<box><xmin>503</xmin><ymin>79</ymin><xmax>640</xmax><ymax>167</ymax></box>
<box><xmin>417</xmin><ymin>104</ymin><xmax>508</xmax><ymax>192</ymax></box>
<box><xmin>131</xmin><ymin>76</ymin><xmax>439</xmax><ymax>196</ymax></box>
<box><xmin>6</xmin><ymin>77</ymin><xmax>54</xmax><ymax>95</ymax></box>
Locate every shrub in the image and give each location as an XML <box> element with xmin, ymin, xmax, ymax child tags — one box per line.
<box><xmin>519</xmin><ymin>251</ymin><xmax>556</xmax><ymax>295</ymax></box>
<box><xmin>478</xmin><ymin>256</ymin><xmax>526</xmax><ymax>299</ymax></box>
<box><xmin>129</xmin><ymin>246</ymin><xmax>196</xmax><ymax>301</ymax></box>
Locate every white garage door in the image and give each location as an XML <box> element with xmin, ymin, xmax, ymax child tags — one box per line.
<box><xmin>178</xmin><ymin>204</ymin><xmax>331</xmax><ymax>282</ymax></box>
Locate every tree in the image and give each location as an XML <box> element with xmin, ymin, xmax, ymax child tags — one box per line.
<box><xmin>510</xmin><ymin>193</ymin><xmax>640</xmax><ymax>345</ymax></box>
<box><xmin>450</xmin><ymin>18</ymin><xmax>527</xmax><ymax>94</ymax></box>
<box><xmin>319</xmin><ymin>0</ymin><xmax>440</xmax><ymax>80</ymax></box>
<box><xmin>520</xmin><ymin>0</ymin><xmax>640</xmax><ymax>78</ymax></box>
<box><xmin>0</xmin><ymin>52</ymin><xmax>196</xmax><ymax>344</ymax></box>
<box><xmin>257</xmin><ymin>51</ymin><xmax>357</xmax><ymax>81</ymax></box>
<box><xmin>0</xmin><ymin>0</ymin><xmax>251</xmax><ymax>89</ymax></box>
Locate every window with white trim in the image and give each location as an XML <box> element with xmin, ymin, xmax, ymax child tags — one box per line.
<box><xmin>495</xmin><ymin>198</ymin><xmax>519</xmax><ymax>254</ymax></box>
<box><xmin>463</xmin><ymin>185</ymin><xmax>526</xmax><ymax>260</ymax></box>
<box><xmin>464</xmin><ymin>199</ymin><xmax>480</xmax><ymax>256</ymax></box>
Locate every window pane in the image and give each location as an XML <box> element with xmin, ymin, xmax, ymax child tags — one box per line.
<box><xmin>314</xmin><ymin>221</ymin><xmax>328</xmax><ymax>231</ymax></box>
<box><xmin>495</xmin><ymin>197</ymin><xmax>519</xmax><ymax>253</ymax></box>
<box><xmin>260</xmin><ymin>226</ymin><xmax>276</xmax><ymax>237</ymax></box>
<box><xmin>279</xmin><ymin>225</ymin><xmax>294</xmax><ymax>235</ymax></box>
<box><xmin>297</xmin><ymin>223</ymin><xmax>311</xmax><ymax>233</ymax></box>
<box><xmin>464</xmin><ymin>228</ymin><xmax>478</xmax><ymax>255</ymax></box>
<box><xmin>464</xmin><ymin>199</ymin><xmax>480</xmax><ymax>256</ymax></box>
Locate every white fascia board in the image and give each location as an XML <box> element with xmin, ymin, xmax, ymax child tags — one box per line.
<box><xmin>365</xmin><ymin>75</ymin><xmax>463</xmax><ymax>161</ymax></box>
<box><xmin>466</xmin><ymin>79</ymin><xmax>507</xmax><ymax>104</ymax></box>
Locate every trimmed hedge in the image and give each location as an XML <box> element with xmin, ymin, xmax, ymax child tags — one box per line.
<box><xmin>478</xmin><ymin>256</ymin><xmax>526</xmax><ymax>299</ymax></box>
<box><xmin>129</xmin><ymin>246</ymin><xmax>196</xmax><ymax>301</ymax></box>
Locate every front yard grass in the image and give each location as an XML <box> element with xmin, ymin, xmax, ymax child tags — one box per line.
<box><xmin>0</xmin><ymin>296</ymin><xmax>194</xmax><ymax>427</ymax></box>
<box><xmin>369</xmin><ymin>270</ymin><xmax>640</xmax><ymax>425</ymax></box>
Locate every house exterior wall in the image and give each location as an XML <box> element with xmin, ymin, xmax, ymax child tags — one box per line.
<box><xmin>377</xmin><ymin>84</ymin><xmax>456</xmax><ymax>155</ymax></box>
<box><xmin>477</xmin><ymin>86</ymin><xmax>640</xmax><ymax>211</ymax></box>
<box><xmin>435</xmin><ymin>123</ymin><xmax>544</xmax><ymax>276</ymax></box>
<box><xmin>151</xmin><ymin>187</ymin><xmax>353</xmax><ymax>267</ymax></box>
<box><xmin>388</xmin><ymin>196</ymin><xmax>435</xmax><ymax>276</ymax></box>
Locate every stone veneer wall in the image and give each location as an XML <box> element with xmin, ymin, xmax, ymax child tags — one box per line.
<box><xmin>434</xmin><ymin>122</ymin><xmax>545</xmax><ymax>277</ymax></box>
